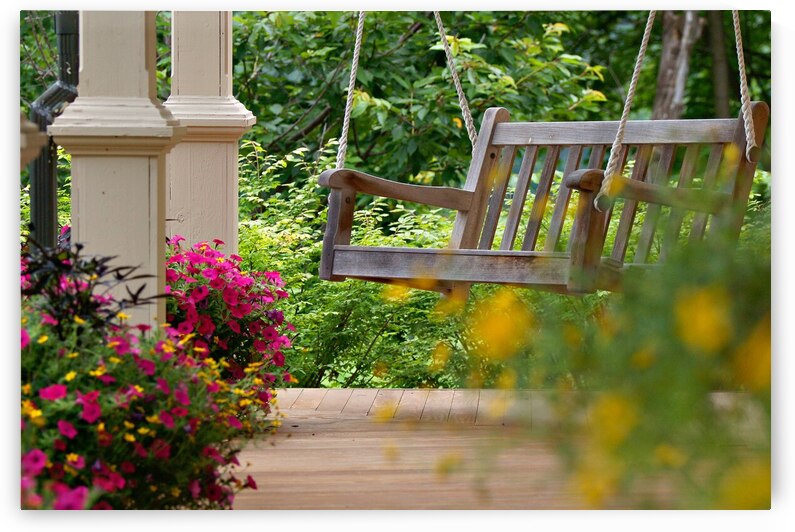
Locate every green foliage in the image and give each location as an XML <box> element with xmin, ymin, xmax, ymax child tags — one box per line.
<box><xmin>233</xmin><ymin>11</ymin><xmax>606</xmax><ymax>187</ymax></box>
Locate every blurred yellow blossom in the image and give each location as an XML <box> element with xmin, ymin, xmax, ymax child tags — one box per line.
<box><xmin>465</xmin><ymin>288</ymin><xmax>534</xmax><ymax>361</ymax></box>
<box><xmin>572</xmin><ymin>449</ymin><xmax>623</xmax><ymax>508</ymax></box>
<box><xmin>653</xmin><ymin>443</ymin><xmax>687</xmax><ymax>469</ymax></box>
<box><xmin>675</xmin><ymin>286</ymin><xmax>732</xmax><ymax>354</ymax></box>
<box><xmin>716</xmin><ymin>458</ymin><xmax>770</xmax><ymax>509</ymax></box>
<box><xmin>64</xmin><ymin>371</ymin><xmax>77</xmax><ymax>382</ymax></box>
<box><xmin>430</xmin><ymin>342</ymin><xmax>451</xmax><ymax>372</ymax></box>
<box><xmin>589</xmin><ymin>393</ymin><xmax>638</xmax><ymax>449</ymax></box>
<box><xmin>732</xmin><ymin>314</ymin><xmax>770</xmax><ymax>392</ymax></box>
<box><xmin>382</xmin><ymin>284</ymin><xmax>410</xmax><ymax>302</ymax></box>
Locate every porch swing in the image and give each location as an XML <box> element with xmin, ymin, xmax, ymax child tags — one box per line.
<box><xmin>318</xmin><ymin>11</ymin><xmax>769</xmax><ymax>296</ymax></box>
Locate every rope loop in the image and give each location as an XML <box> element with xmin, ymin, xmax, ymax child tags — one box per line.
<box><xmin>732</xmin><ymin>10</ymin><xmax>759</xmax><ymax>163</ymax></box>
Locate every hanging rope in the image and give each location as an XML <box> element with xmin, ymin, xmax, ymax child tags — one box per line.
<box><xmin>732</xmin><ymin>10</ymin><xmax>759</xmax><ymax>162</ymax></box>
<box><xmin>595</xmin><ymin>11</ymin><xmax>656</xmax><ymax>212</ymax></box>
<box><xmin>336</xmin><ymin>11</ymin><xmax>366</xmax><ymax>169</ymax></box>
<box><xmin>433</xmin><ymin>11</ymin><xmax>478</xmax><ymax>149</ymax></box>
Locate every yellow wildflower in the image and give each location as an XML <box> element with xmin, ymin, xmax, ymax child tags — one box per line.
<box><xmin>123</xmin><ymin>421</ymin><xmax>135</xmax><ymax>429</ymax></box>
<box><xmin>74</xmin><ymin>315</ymin><xmax>86</xmax><ymax>325</ymax></box>
<box><xmin>452</xmin><ymin>117</ymin><xmax>463</xmax><ymax>129</ymax></box>
<box><xmin>465</xmin><ymin>288</ymin><xmax>534</xmax><ymax>361</ymax></box>
<box><xmin>149</xmin><ymin>485</ymin><xmax>158</xmax><ymax>492</ymax></box>
<box><xmin>37</xmin><ymin>335</ymin><xmax>49</xmax><ymax>344</ymax></box>
<box><xmin>732</xmin><ymin>315</ymin><xmax>771</xmax><ymax>392</ymax></box>
<box><xmin>123</xmin><ymin>433</ymin><xmax>136</xmax><ymax>442</ymax></box>
<box><xmin>22</xmin><ymin>383</ymin><xmax>31</xmax><ymax>395</ymax></box>
<box><xmin>137</xmin><ymin>427</ymin><xmax>151</xmax><ymax>435</ymax></box>
<box><xmin>64</xmin><ymin>371</ymin><xmax>77</xmax><ymax>382</ymax></box>
<box><xmin>654</xmin><ymin>444</ymin><xmax>687</xmax><ymax>469</ymax></box>
<box><xmin>171</xmin><ymin>487</ymin><xmax>181</xmax><ymax>497</ymax></box>
<box><xmin>116</xmin><ymin>312</ymin><xmax>130</xmax><ymax>321</ymax></box>
<box><xmin>716</xmin><ymin>458</ymin><xmax>770</xmax><ymax>509</ymax></box>
<box><xmin>429</xmin><ymin>342</ymin><xmax>451</xmax><ymax>372</ymax></box>
<box><xmin>589</xmin><ymin>393</ymin><xmax>638</xmax><ymax>449</ymax></box>
<box><xmin>89</xmin><ymin>365</ymin><xmax>106</xmax><ymax>377</ymax></box>
<box><xmin>239</xmin><ymin>399</ymin><xmax>253</xmax><ymax>407</ymax></box>
<box><xmin>674</xmin><ymin>286</ymin><xmax>732</xmax><ymax>354</ymax></box>
<box><xmin>572</xmin><ymin>449</ymin><xmax>623</xmax><ymax>508</ymax></box>
<box><xmin>67</xmin><ymin>352</ymin><xmax>78</xmax><ymax>359</ymax></box>
<box><xmin>108</xmin><ymin>356</ymin><xmax>121</xmax><ymax>364</ymax></box>
<box><xmin>146</xmin><ymin>414</ymin><xmax>160</xmax><ymax>424</ymax></box>
<box><xmin>382</xmin><ymin>284</ymin><xmax>410</xmax><ymax>302</ymax></box>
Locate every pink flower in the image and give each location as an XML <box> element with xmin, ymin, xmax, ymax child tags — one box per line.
<box><xmin>151</xmin><ymin>439</ymin><xmax>171</xmax><ymax>460</ymax></box>
<box><xmin>206</xmin><ymin>381</ymin><xmax>220</xmax><ymax>393</ymax></box>
<box><xmin>222</xmin><ymin>287</ymin><xmax>238</xmax><ymax>307</ymax></box>
<box><xmin>188</xmin><ymin>479</ymin><xmax>201</xmax><ymax>499</ymax></box>
<box><xmin>167</xmin><ymin>234</ymin><xmax>186</xmax><ymax>247</ymax></box>
<box><xmin>202</xmin><ymin>446</ymin><xmax>227</xmax><ymax>465</ymax></box>
<box><xmin>67</xmin><ymin>454</ymin><xmax>85</xmax><ymax>470</ymax></box>
<box><xmin>209</xmin><ymin>277</ymin><xmax>225</xmax><ymax>290</ymax></box>
<box><xmin>39</xmin><ymin>384</ymin><xmax>68</xmax><ymax>401</ymax></box>
<box><xmin>189</xmin><ymin>284</ymin><xmax>209</xmax><ymax>303</ymax></box>
<box><xmin>227</xmin><ymin>320</ymin><xmax>241</xmax><ymax>334</ymax></box>
<box><xmin>272</xmin><ymin>351</ymin><xmax>285</xmax><ymax>367</ymax></box>
<box><xmin>156</xmin><ymin>378</ymin><xmax>170</xmax><ymax>395</ymax></box>
<box><xmin>137</xmin><ymin>358</ymin><xmax>156</xmax><ymax>376</ymax></box>
<box><xmin>197</xmin><ymin>314</ymin><xmax>216</xmax><ymax>336</ymax></box>
<box><xmin>21</xmin><ymin>328</ymin><xmax>30</xmax><ymax>349</ymax></box>
<box><xmin>227</xmin><ymin>416</ymin><xmax>242</xmax><ymax>429</ymax></box>
<box><xmin>41</xmin><ymin>313</ymin><xmax>59</xmax><ymax>326</ymax></box>
<box><xmin>176</xmin><ymin>321</ymin><xmax>194</xmax><ymax>335</ymax></box>
<box><xmin>212</xmin><ymin>238</ymin><xmax>225</xmax><ymax>247</ymax></box>
<box><xmin>245</xmin><ymin>475</ymin><xmax>257</xmax><ymax>489</ymax></box>
<box><xmin>253</xmin><ymin>340</ymin><xmax>268</xmax><ymax>353</ymax></box>
<box><xmin>57</xmin><ymin>420</ymin><xmax>78</xmax><ymax>439</ymax></box>
<box><xmin>75</xmin><ymin>390</ymin><xmax>101</xmax><ymax>423</ymax></box>
<box><xmin>166</xmin><ymin>268</ymin><xmax>180</xmax><ymax>283</ymax></box>
<box><xmin>201</xmin><ymin>268</ymin><xmax>219</xmax><ymax>280</ymax></box>
<box><xmin>21</xmin><ymin>449</ymin><xmax>47</xmax><ymax>476</ymax></box>
<box><xmin>159</xmin><ymin>411</ymin><xmax>175</xmax><ymax>429</ymax></box>
<box><xmin>52</xmin><ymin>484</ymin><xmax>89</xmax><ymax>510</ymax></box>
<box><xmin>174</xmin><ymin>385</ymin><xmax>191</xmax><ymax>406</ymax></box>
<box><xmin>171</xmin><ymin>406</ymin><xmax>189</xmax><ymax>418</ymax></box>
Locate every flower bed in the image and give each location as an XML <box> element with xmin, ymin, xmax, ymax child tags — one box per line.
<box><xmin>21</xmin><ymin>239</ymin><xmax>292</xmax><ymax>509</ymax></box>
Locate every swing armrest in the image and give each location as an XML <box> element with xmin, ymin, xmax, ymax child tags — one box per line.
<box><xmin>564</xmin><ymin>168</ymin><xmax>605</xmax><ymax>192</ymax></box>
<box><xmin>319</xmin><ymin>168</ymin><xmax>474</xmax><ymax>211</ymax></box>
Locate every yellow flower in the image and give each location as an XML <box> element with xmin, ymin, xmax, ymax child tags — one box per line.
<box><xmin>37</xmin><ymin>335</ymin><xmax>49</xmax><ymax>344</ymax></box>
<box><xmin>124</xmin><ymin>433</ymin><xmax>136</xmax><ymax>442</ymax></box>
<box><xmin>116</xmin><ymin>312</ymin><xmax>130</xmax><ymax>321</ymax></box>
<box><xmin>64</xmin><ymin>371</ymin><xmax>77</xmax><ymax>382</ymax></box>
<box><xmin>675</xmin><ymin>286</ymin><xmax>732</xmax><ymax>354</ymax></box>
<box><xmin>496</xmin><ymin>368</ymin><xmax>517</xmax><ymax>390</ymax></box>
<box><xmin>716</xmin><ymin>458</ymin><xmax>770</xmax><ymax>509</ymax></box>
<box><xmin>74</xmin><ymin>315</ymin><xmax>86</xmax><ymax>325</ymax></box>
<box><xmin>171</xmin><ymin>487</ymin><xmax>181</xmax><ymax>497</ymax></box>
<box><xmin>137</xmin><ymin>427</ymin><xmax>151</xmax><ymax>435</ymax></box>
<box><xmin>22</xmin><ymin>383</ymin><xmax>31</xmax><ymax>395</ymax></box>
<box><xmin>123</xmin><ymin>421</ymin><xmax>135</xmax><ymax>429</ymax></box>
<box><xmin>429</xmin><ymin>342</ymin><xmax>451</xmax><ymax>372</ymax></box>
<box><xmin>732</xmin><ymin>315</ymin><xmax>771</xmax><ymax>392</ymax></box>
<box><xmin>452</xmin><ymin>117</ymin><xmax>463</xmax><ymax>129</ymax></box>
<box><xmin>653</xmin><ymin>444</ymin><xmax>687</xmax><ymax>469</ymax></box>
<box><xmin>149</xmin><ymin>485</ymin><xmax>158</xmax><ymax>492</ymax></box>
<box><xmin>97</xmin><ymin>422</ymin><xmax>105</xmax><ymax>432</ymax></box>
<box><xmin>89</xmin><ymin>365</ymin><xmax>106</xmax><ymax>377</ymax></box>
<box><xmin>108</xmin><ymin>356</ymin><xmax>121</xmax><ymax>364</ymax></box>
<box><xmin>382</xmin><ymin>284</ymin><xmax>410</xmax><ymax>302</ymax></box>
<box><xmin>133</xmin><ymin>385</ymin><xmax>144</xmax><ymax>394</ymax></box>
<box><xmin>239</xmin><ymin>399</ymin><xmax>253</xmax><ymax>407</ymax></box>
<box><xmin>572</xmin><ymin>449</ymin><xmax>623</xmax><ymax>508</ymax></box>
<box><xmin>67</xmin><ymin>352</ymin><xmax>79</xmax><ymax>359</ymax></box>
<box><xmin>146</xmin><ymin>414</ymin><xmax>160</xmax><ymax>424</ymax></box>
<box><xmin>66</xmin><ymin>453</ymin><xmax>79</xmax><ymax>463</ymax></box>
<box><xmin>465</xmin><ymin>288</ymin><xmax>534</xmax><ymax>361</ymax></box>
<box><xmin>589</xmin><ymin>393</ymin><xmax>638</xmax><ymax>449</ymax></box>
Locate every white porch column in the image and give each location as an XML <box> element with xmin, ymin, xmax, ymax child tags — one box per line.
<box><xmin>164</xmin><ymin>11</ymin><xmax>255</xmax><ymax>254</ymax></box>
<box><xmin>50</xmin><ymin>11</ymin><xmax>184</xmax><ymax>327</ymax></box>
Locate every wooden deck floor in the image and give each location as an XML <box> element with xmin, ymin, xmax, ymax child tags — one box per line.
<box><xmin>234</xmin><ymin>388</ymin><xmax>674</xmax><ymax>509</ymax></box>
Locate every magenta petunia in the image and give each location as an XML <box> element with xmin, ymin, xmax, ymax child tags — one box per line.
<box><xmin>40</xmin><ymin>384</ymin><xmax>68</xmax><ymax>401</ymax></box>
<box><xmin>209</xmin><ymin>276</ymin><xmax>225</xmax><ymax>290</ymax></box>
<box><xmin>137</xmin><ymin>358</ymin><xmax>156</xmax><ymax>376</ymax></box>
<box><xmin>167</xmin><ymin>234</ymin><xmax>186</xmax><ymax>247</ymax></box>
<box><xmin>226</xmin><ymin>416</ymin><xmax>242</xmax><ymax>429</ymax></box>
<box><xmin>201</xmin><ymin>268</ymin><xmax>219</xmax><ymax>281</ymax></box>
<box><xmin>156</xmin><ymin>378</ymin><xmax>170</xmax><ymax>395</ymax></box>
<box><xmin>272</xmin><ymin>351</ymin><xmax>285</xmax><ymax>367</ymax></box>
<box><xmin>165</xmin><ymin>268</ymin><xmax>180</xmax><ymax>283</ymax></box>
<box><xmin>176</xmin><ymin>320</ymin><xmax>194</xmax><ymax>335</ymax></box>
<box><xmin>212</xmin><ymin>238</ymin><xmax>225</xmax><ymax>247</ymax></box>
<box><xmin>188</xmin><ymin>479</ymin><xmax>201</xmax><ymax>499</ymax></box>
<box><xmin>67</xmin><ymin>454</ymin><xmax>85</xmax><ymax>470</ymax></box>
<box><xmin>57</xmin><ymin>420</ymin><xmax>78</xmax><ymax>440</ymax></box>
<box><xmin>189</xmin><ymin>284</ymin><xmax>209</xmax><ymax>303</ymax></box>
<box><xmin>21</xmin><ymin>328</ymin><xmax>30</xmax><ymax>349</ymax></box>
<box><xmin>21</xmin><ymin>449</ymin><xmax>47</xmax><ymax>476</ymax></box>
<box><xmin>253</xmin><ymin>340</ymin><xmax>268</xmax><ymax>353</ymax></box>
<box><xmin>245</xmin><ymin>475</ymin><xmax>257</xmax><ymax>489</ymax></box>
<box><xmin>151</xmin><ymin>439</ymin><xmax>171</xmax><ymax>460</ymax></box>
<box><xmin>174</xmin><ymin>385</ymin><xmax>191</xmax><ymax>406</ymax></box>
<box><xmin>226</xmin><ymin>320</ymin><xmax>241</xmax><ymax>334</ymax></box>
<box><xmin>222</xmin><ymin>286</ymin><xmax>238</xmax><ymax>307</ymax></box>
<box><xmin>52</xmin><ymin>484</ymin><xmax>89</xmax><ymax>510</ymax></box>
<box><xmin>171</xmin><ymin>406</ymin><xmax>189</xmax><ymax>418</ymax></box>
<box><xmin>197</xmin><ymin>314</ymin><xmax>215</xmax><ymax>336</ymax></box>
<box><xmin>159</xmin><ymin>410</ymin><xmax>175</xmax><ymax>429</ymax></box>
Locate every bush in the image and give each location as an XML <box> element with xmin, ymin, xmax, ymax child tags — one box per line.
<box><xmin>165</xmin><ymin>236</ymin><xmax>295</xmax><ymax>384</ymax></box>
<box><xmin>21</xmin><ymin>242</ymin><xmax>274</xmax><ymax>509</ymax></box>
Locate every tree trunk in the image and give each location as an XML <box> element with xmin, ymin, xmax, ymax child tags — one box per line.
<box><xmin>707</xmin><ymin>11</ymin><xmax>731</xmax><ymax>117</ymax></box>
<box><xmin>652</xmin><ymin>11</ymin><xmax>705</xmax><ymax>120</ymax></box>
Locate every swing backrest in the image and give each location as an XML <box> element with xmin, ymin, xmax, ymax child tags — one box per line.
<box><xmin>450</xmin><ymin>103</ymin><xmax>769</xmax><ymax>267</ymax></box>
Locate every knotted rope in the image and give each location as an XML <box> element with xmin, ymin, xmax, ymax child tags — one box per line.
<box><xmin>732</xmin><ymin>10</ymin><xmax>759</xmax><ymax>162</ymax></box>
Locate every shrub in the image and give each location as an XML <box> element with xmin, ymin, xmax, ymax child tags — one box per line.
<box><xmin>164</xmin><ymin>236</ymin><xmax>295</xmax><ymax>384</ymax></box>
<box><xmin>21</xmin><ymin>242</ymin><xmax>275</xmax><ymax>509</ymax></box>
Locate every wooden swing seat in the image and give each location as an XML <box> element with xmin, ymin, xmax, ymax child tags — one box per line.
<box><xmin>319</xmin><ymin>103</ymin><xmax>768</xmax><ymax>296</ymax></box>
